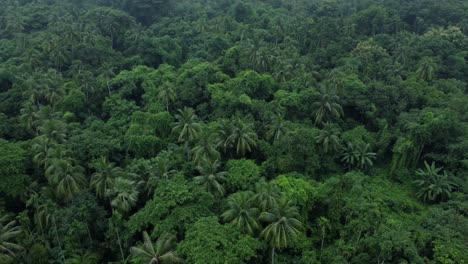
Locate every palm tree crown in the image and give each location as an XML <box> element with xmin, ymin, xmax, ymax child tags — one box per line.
<box><xmin>193</xmin><ymin>159</ymin><xmax>227</xmax><ymax>196</ymax></box>
<box><xmin>260</xmin><ymin>197</ymin><xmax>303</xmax><ymax>249</ymax></box>
<box><xmin>225</xmin><ymin>117</ymin><xmax>257</xmax><ymax>156</ymax></box>
<box><xmin>90</xmin><ymin>157</ymin><xmax>124</xmax><ymax>198</ymax></box>
<box><xmin>191</xmin><ymin>131</ymin><xmax>220</xmax><ymax>164</ymax></box>
<box><xmin>0</xmin><ymin>217</ymin><xmax>23</xmax><ymax>258</ymax></box>
<box><xmin>341</xmin><ymin>143</ymin><xmax>376</xmax><ymax>170</ymax></box>
<box><xmin>265</xmin><ymin>115</ymin><xmax>288</xmax><ymax>144</ymax></box>
<box><xmin>110</xmin><ymin>178</ymin><xmax>139</xmax><ymax>214</ymax></box>
<box><xmin>172</xmin><ymin>107</ymin><xmax>201</xmax><ymax>143</ymax></box>
<box><xmin>416</xmin><ymin>57</ymin><xmax>437</xmax><ymax>81</ymax></box>
<box><xmin>315</xmin><ymin>124</ymin><xmax>341</xmax><ymax>153</ymax></box>
<box><xmin>312</xmin><ymin>87</ymin><xmax>343</xmax><ymax>125</ymax></box>
<box><xmin>130</xmin><ymin>231</ymin><xmax>182</xmax><ymax>264</ymax></box>
<box><xmin>222</xmin><ymin>191</ymin><xmax>260</xmax><ymax>235</ymax></box>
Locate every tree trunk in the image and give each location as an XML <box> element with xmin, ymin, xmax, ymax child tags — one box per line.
<box><xmin>109</xmin><ymin>197</ymin><xmax>125</xmax><ymax>262</ymax></box>
<box><xmin>52</xmin><ymin>216</ymin><xmax>65</xmax><ymax>264</ymax></box>
<box><xmin>320</xmin><ymin>231</ymin><xmax>325</xmax><ymax>261</ymax></box>
<box><xmin>271</xmin><ymin>247</ymin><xmax>275</xmax><ymax>264</ymax></box>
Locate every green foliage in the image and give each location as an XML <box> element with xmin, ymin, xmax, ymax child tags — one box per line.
<box><xmin>0</xmin><ymin>0</ymin><xmax>466</xmax><ymax>262</ymax></box>
<box><xmin>130</xmin><ymin>231</ymin><xmax>182</xmax><ymax>264</ymax></box>
<box><xmin>273</xmin><ymin>173</ymin><xmax>318</xmax><ymax>210</ymax></box>
<box><xmin>177</xmin><ymin>217</ymin><xmax>261</xmax><ymax>264</ymax></box>
<box><xmin>341</xmin><ymin>143</ymin><xmax>377</xmax><ymax>170</ymax></box>
<box><xmin>226</xmin><ymin>159</ymin><xmax>261</xmax><ymax>192</ymax></box>
<box><xmin>414</xmin><ymin>161</ymin><xmax>458</xmax><ymax>203</ymax></box>
<box><xmin>127</xmin><ymin>175</ymin><xmax>214</xmax><ymax>237</ymax></box>
<box><xmin>0</xmin><ymin>140</ymin><xmax>29</xmax><ymax>197</ymax></box>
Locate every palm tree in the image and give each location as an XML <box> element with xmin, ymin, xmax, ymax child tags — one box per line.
<box><xmin>414</xmin><ymin>161</ymin><xmax>458</xmax><ymax>203</ymax></box>
<box><xmin>0</xmin><ymin>217</ymin><xmax>23</xmax><ymax>258</ymax></box>
<box><xmin>44</xmin><ymin>154</ymin><xmax>86</xmax><ymax>200</ymax></box>
<box><xmin>38</xmin><ymin>119</ymin><xmax>67</xmax><ymax>144</ymax></box>
<box><xmin>172</xmin><ymin>107</ymin><xmax>202</xmax><ymax>143</ymax></box>
<box><xmin>145</xmin><ymin>155</ymin><xmax>178</xmax><ymax>196</ymax></box>
<box><xmin>193</xmin><ymin>159</ymin><xmax>227</xmax><ymax>196</ymax></box>
<box><xmin>416</xmin><ymin>57</ymin><xmax>437</xmax><ymax>81</ymax></box>
<box><xmin>312</xmin><ymin>87</ymin><xmax>343</xmax><ymax>125</ymax></box>
<box><xmin>90</xmin><ymin>157</ymin><xmax>124</xmax><ymax>198</ymax></box>
<box><xmin>260</xmin><ymin>197</ymin><xmax>303</xmax><ymax>264</ymax></box>
<box><xmin>315</xmin><ymin>124</ymin><xmax>341</xmax><ymax>153</ymax></box>
<box><xmin>32</xmin><ymin>135</ymin><xmax>53</xmax><ymax>167</ymax></box>
<box><xmin>130</xmin><ymin>231</ymin><xmax>182</xmax><ymax>264</ymax></box>
<box><xmin>226</xmin><ymin>117</ymin><xmax>257</xmax><ymax>156</ymax></box>
<box><xmin>254</xmin><ymin>180</ymin><xmax>280</xmax><ymax>212</ymax></box>
<box><xmin>159</xmin><ymin>82</ymin><xmax>176</xmax><ymax>112</ymax></box>
<box><xmin>48</xmin><ymin>161</ymin><xmax>86</xmax><ymax>201</ymax></box>
<box><xmin>265</xmin><ymin>115</ymin><xmax>288</xmax><ymax>144</ymax></box>
<box><xmin>191</xmin><ymin>131</ymin><xmax>220</xmax><ymax>164</ymax></box>
<box><xmin>222</xmin><ymin>191</ymin><xmax>260</xmax><ymax>235</ymax></box>
<box><xmin>172</xmin><ymin>107</ymin><xmax>202</xmax><ymax>158</ymax></box>
<box><xmin>341</xmin><ymin>143</ymin><xmax>376</xmax><ymax>170</ymax></box>
<box><xmin>110</xmin><ymin>178</ymin><xmax>139</xmax><ymax>214</ymax></box>
<box><xmin>318</xmin><ymin>217</ymin><xmax>331</xmax><ymax>262</ymax></box>
<box><xmin>216</xmin><ymin>119</ymin><xmax>234</xmax><ymax>153</ymax></box>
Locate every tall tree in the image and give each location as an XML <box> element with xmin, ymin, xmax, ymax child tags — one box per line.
<box><xmin>315</xmin><ymin>124</ymin><xmax>341</xmax><ymax>153</ymax></box>
<box><xmin>90</xmin><ymin>157</ymin><xmax>123</xmax><ymax>199</ymax></box>
<box><xmin>130</xmin><ymin>231</ymin><xmax>182</xmax><ymax>264</ymax></box>
<box><xmin>172</xmin><ymin>107</ymin><xmax>202</xmax><ymax>158</ymax></box>
<box><xmin>194</xmin><ymin>159</ymin><xmax>227</xmax><ymax>196</ymax></box>
<box><xmin>416</xmin><ymin>57</ymin><xmax>437</xmax><ymax>81</ymax></box>
<box><xmin>265</xmin><ymin>115</ymin><xmax>289</xmax><ymax>144</ymax></box>
<box><xmin>45</xmin><ymin>157</ymin><xmax>86</xmax><ymax>200</ymax></box>
<box><xmin>222</xmin><ymin>191</ymin><xmax>260</xmax><ymax>235</ymax></box>
<box><xmin>225</xmin><ymin>117</ymin><xmax>257</xmax><ymax>156</ymax></box>
<box><xmin>159</xmin><ymin>82</ymin><xmax>176</xmax><ymax>113</ymax></box>
<box><xmin>109</xmin><ymin>178</ymin><xmax>139</xmax><ymax>214</ymax></box>
<box><xmin>312</xmin><ymin>87</ymin><xmax>343</xmax><ymax>125</ymax></box>
<box><xmin>192</xmin><ymin>131</ymin><xmax>220</xmax><ymax>164</ymax></box>
<box><xmin>260</xmin><ymin>197</ymin><xmax>303</xmax><ymax>264</ymax></box>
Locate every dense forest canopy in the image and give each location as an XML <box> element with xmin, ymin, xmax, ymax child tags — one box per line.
<box><xmin>0</xmin><ymin>0</ymin><xmax>467</xmax><ymax>263</ymax></box>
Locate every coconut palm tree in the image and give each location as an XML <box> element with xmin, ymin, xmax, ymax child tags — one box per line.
<box><xmin>0</xmin><ymin>217</ymin><xmax>23</xmax><ymax>258</ymax></box>
<box><xmin>130</xmin><ymin>231</ymin><xmax>182</xmax><ymax>264</ymax></box>
<box><xmin>254</xmin><ymin>179</ymin><xmax>280</xmax><ymax>212</ymax></box>
<box><xmin>414</xmin><ymin>161</ymin><xmax>458</xmax><ymax>203</ymax></box>
<box><xmin>312</xmin><ymin>87</ymin><xmax>343</xmax><ymax>125</ymax></box>
<box><xmin>265</xmin><ymin>115</ymin><xmax>288</xmax><ymax>144</ymax></box>
<box><xmin>315</xmin><ymin>124</ymin><xmax>341</xmax><ymax>153</ymax></box>
<box><xmin>172</xmin><ymin>107</ymin><xmax>202</xmax><ymax>143</ymax></box>
<box><xmin>193</xmin><ymin>159</ymin><xmax>227</xmax><ymax>196</ymax></box>
<box><xmin>226</xmin><ymin>117</ymin><xmax>257</xmax><ymax>156</ymax></box>
<box><xmin>222</xmin><ymin>191</ymin><xmax>260</xmax><ymax>235</ymax></box>
<box><xmin>90</xmin><ymin>157</ymin><xmax>124</xmax><ymax>199</ymax></box>
<box><xmin>416</xmin><ymin>57</ymin><xmax>437</xmax><ymax>81</ymax></box>
<box><xmin>45</xmin><ymin>157</ymin><xmax>86</xmax><ymax>200</ymax></box>
<box><xmin>172</xmin><ymin>107</ymin><xmax>202</xmax><ymax>158</ymax></box>
<box><xmin>260</xmin><ymin>197</ymin><xmax>303</xmax><ymax>264</ymax></box>
<box><xmin>216</xmin><ymin>119</ymin><xmax>234</xmax><ymax>153</ymax></box>
<box><xmin>110</xmin><ymin>178</ymin><xmax>139</xmax><ymax>214</ymax></box>
<box><xmin>191</xmin><ymin>131</ymin><xmax>220</xmax><ymax>164</ymax></box>
<box><xmin>318</xmin><ymin>217</ymin><xmax>331</xmax><ymax>262</ymax></box>
<box><xmin>341</xmin><ymin>143</ymin><xmax>376</xmax><ymax>170</ymax></box>
<box><xmin>159</xmin><ymin>82</ymin><xmax>176</xmax><ymax>112</ymax></box>
<box><xmin>38</xmin><ymin>119</ymin><xmax>67</xmax><ymax>144</ymax></box>
<box><xmin>32</xmin><ymin>135</ymin><xmax>53</xmax><ymax>167</ymax></box>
